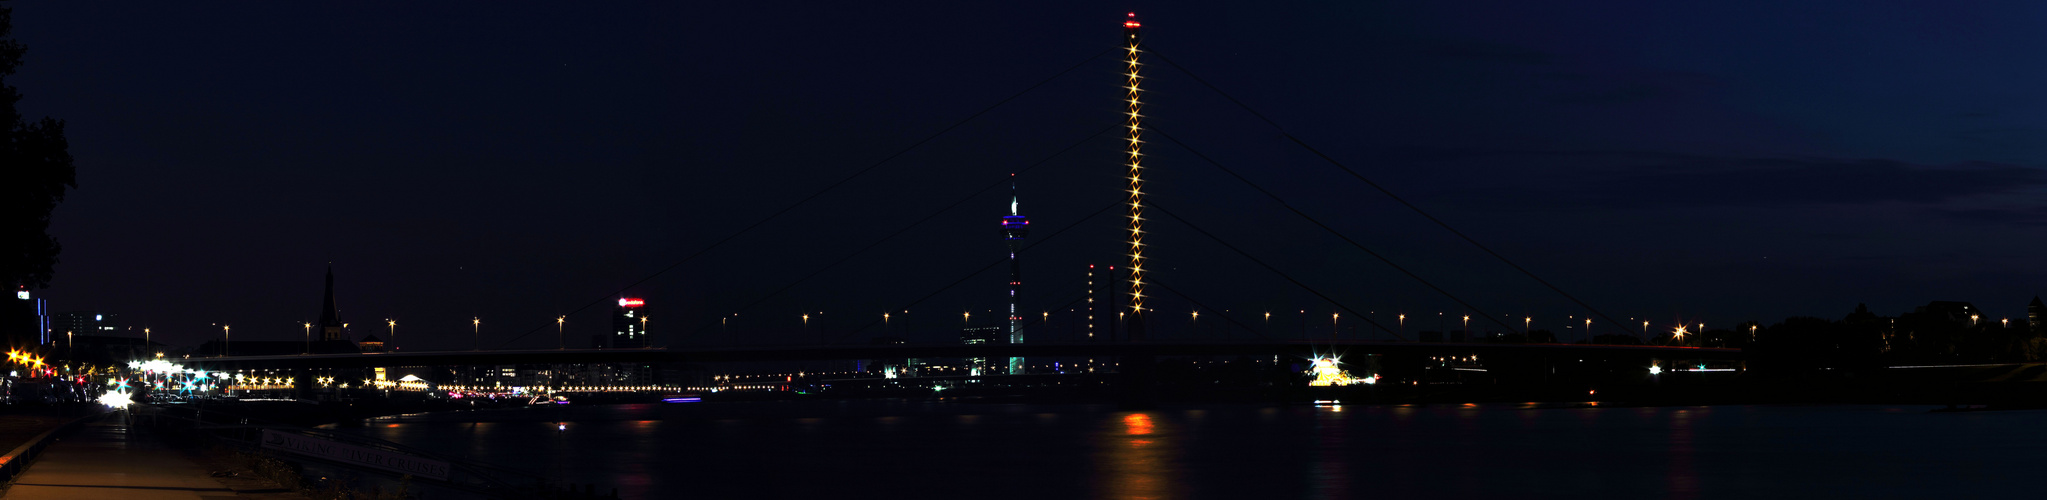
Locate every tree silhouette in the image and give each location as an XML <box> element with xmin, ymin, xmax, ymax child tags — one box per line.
<box><xmin>0</xmin><ymin>3</ymin><xmax>74</xmax><ymax>291</ymax></box>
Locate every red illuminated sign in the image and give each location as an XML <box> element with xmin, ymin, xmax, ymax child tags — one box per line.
<box><xmin>618</xmin><ymin>298</ymin><xmax>645</xmax><ymax>307</ymax></box>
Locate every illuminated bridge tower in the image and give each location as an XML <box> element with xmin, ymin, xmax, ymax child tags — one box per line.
<box><xmin>1002</xmin><ymin>183</ymin><xmax>1030</xmax><ymax>375</ymax></box>
<box><xmin>1122</xmin><ymin>13</ymin><xmax>1149</xmax><ymax>340</ymax></box>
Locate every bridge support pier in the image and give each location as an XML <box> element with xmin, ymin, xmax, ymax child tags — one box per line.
<box><xmin>1116</xmin><ymin>348</ymin><xmax>1157</xmax><ymax>410</ymax></box>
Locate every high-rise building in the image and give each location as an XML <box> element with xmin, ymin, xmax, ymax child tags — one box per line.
<box><xmin>609</xmin><ymin>297</ymin><xmax>648</xmax><ymax>348</ymax></box>
<box><xmin>2029</xmin><ymin>297</ymin><xmax>2044</xmax><ymax>334</ymax></box>
<box><xmin>1002</xmin><ymin>185</ymin><xmax>1029</xmax><ymax>374</ymax></box>
<box><xmin>3</xmin><ymin>289</ymin><xmax>49</xmax><ymax>347</ymax></box>
<box><xmin>53</xmin><ymin>311</ymin><xmax>118</xmax><ymax>337</ymax></box>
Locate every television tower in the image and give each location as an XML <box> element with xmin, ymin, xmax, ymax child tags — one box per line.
<box><xmin>1122</xmin><ymin>13</ymin><xmax>1148</xmax><ymax>339</ymax></box>
<box><xmin>1002</xmin><ymin>182</ymin><xmax>1030</xmax><ymax>375</ymax></box>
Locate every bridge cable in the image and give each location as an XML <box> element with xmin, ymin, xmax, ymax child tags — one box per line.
<box><xmin>494</xmin><ymin>47</ymin><xmax>1115</xmax><ymax>349</ymax></box>
<box><xmin>1150</xmin><ymin>125</ymin><xmax>1521</xmax><ymax>336</ymax></box>
<box><xmin>1147</xmin><ymin>200</ymin><xmax>1407</xmax><ymax>341</ymax></box>
<box><xmin>683</xmin><ymin>123</ymin><xmax>1121</xmax><ymax>343</ymax></box>
<box><xmin>822</xmin><ymin>198</ymin><xmax>1129</xmax><ymax>344</ymax></box>
<box><xmin>1143</xmin><ymin>45</ymin><xmax>1642</xmax><ymax>336</ymax></box>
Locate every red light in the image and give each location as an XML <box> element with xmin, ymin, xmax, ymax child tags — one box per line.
<box><xmin>618</xmin><ymin>298</ymin><xmax>645</xmax><ymax>307</ymax></box>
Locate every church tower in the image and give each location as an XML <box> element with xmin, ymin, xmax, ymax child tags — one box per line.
<box><xmin>317</xmin><ymin>266</ymin><xmax>346</xmax><ymax>342</ymax></box>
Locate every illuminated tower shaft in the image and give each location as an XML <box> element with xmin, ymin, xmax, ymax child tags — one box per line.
<box><xmin>1122</xmin><ymin>13</ymin><xmax>1147</xmax><ymax>338</ymax></box>
<box><xmin>1002</xmin><ymin>186</ymin><xmax>1030</xmax><ymax>375</ymax></box>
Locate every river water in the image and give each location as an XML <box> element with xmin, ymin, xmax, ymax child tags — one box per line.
<box><xmin>327</xmin><ymin>401</ymin><xmax>2046</xmax><ymax>499</ymax></box>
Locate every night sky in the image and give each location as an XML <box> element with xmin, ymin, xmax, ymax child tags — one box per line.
<box><xmin>18</xmin><ymin>2</ymin><xmax>2047</xmax><ymax>349</ymax></box>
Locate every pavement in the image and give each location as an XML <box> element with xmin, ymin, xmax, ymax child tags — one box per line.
<box><xmin>1</xmin><ymin>416</ymin><xmax>292</xmax><ymax>499</ymax></box>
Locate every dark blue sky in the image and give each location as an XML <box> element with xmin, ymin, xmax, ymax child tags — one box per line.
<box><xmin>19</xmin><ymin>2</ymin><xmax>2047</xmax><ymax>348</ymax></box>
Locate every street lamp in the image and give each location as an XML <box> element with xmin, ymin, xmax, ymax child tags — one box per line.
<box><xmin>1331</xmin><ymin>313</ymin><xmax>1339</xmax><ymax>339</ymax></box>
<box><xmin>222</xmin><ymin>324</ymin><xmax>231</xmax><ymax>355</ymax></box>
<box><xmin>1584</xmin><ymin>318</ymin><xmax>1592</xmax><ymax>343</ymax></box>
<box><xmin>473</xmin><ymin>317</ymin><xmax>481</xmax><ymax>351</ymax></box>
<box><xmin>556</xmin><ymin>316</ymin><xmax>565</xmax><ymax>349</ymax></box>
<box><xmin>386</xmin><ymin>319</ymin><xmax>397</xmax><ymax>351</ymax></box>
<box><xmin>303</xmin><ymin>322</ymin><xmax>311</xmax><ymax>354</ymax></box>
<box><xmin>641</xmin><ymin>316</ymin><xmax>649</xmax><ymax>348</ymax></box>
<box><xmin>1525</xmin><ymin>316</ymin><xmax>1532</xmax><ymax>334</ymax></box>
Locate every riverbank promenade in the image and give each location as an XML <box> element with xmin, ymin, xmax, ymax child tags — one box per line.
<box><xmin>1</xmin><ymin>417</ymin><xmax>286</xmax><ymax>499</ymax></box>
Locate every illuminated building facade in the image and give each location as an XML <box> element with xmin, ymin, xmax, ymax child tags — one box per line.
<box><xmin>1002</xmin><ymin>186</ymin><xmax>1029</xmax><ymax>374</ymax></box>
<box><xmin>608</xmin><ymin>297</ymin><xmax>648</xmax><ymax>348</ymax></box>
<box><xmin>2</xmin><ymin>289</ymin><xmax>49</xmax><ymax>347</ymax></box>
<box><xmin>54</xmin><ymin>311</ymin><xmax>118</xmax><ymax>337</ymax></box>
<box><xmin>961</xmin><ymin>326</ymin><xmax>1002</xmax><ymax>375</ymax></box>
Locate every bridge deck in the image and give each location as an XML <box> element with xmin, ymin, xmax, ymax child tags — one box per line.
<box><xmin>182</xmin><ymin>341</ymin><xmax>1740</xmax><ymax>369</ymax></box>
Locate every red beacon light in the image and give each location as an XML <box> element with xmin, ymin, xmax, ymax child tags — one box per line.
<box><xmin>1125</xmin><ymin>12</ymin><xmax>1140</xmax><ymax>28</ymax></box>
<box><xmin>618</xmin><ymin>298</ymin><xmax>646</xmax><ymax>307</ymax></box>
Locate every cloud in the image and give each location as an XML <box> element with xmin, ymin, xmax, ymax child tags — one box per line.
<box><xmin>1418</xmin><ymin>39</ymin><xmax>1553</xmax><ymax>65</ymax></box>
<box><xmin>1405</xmin><ymin>149</ymin><xmax>2047</xmax><ymax>210</ymax></box>
<box><xmin>1936</xmin><ymin>207</ymin><xmax>2047</xmax><ymax>226</ymax></box>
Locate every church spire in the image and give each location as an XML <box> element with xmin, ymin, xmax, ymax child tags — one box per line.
<box><xmin>317</xmin><ymin>265</ymin><xmax>344</xmax><ymax>341</ymax></box>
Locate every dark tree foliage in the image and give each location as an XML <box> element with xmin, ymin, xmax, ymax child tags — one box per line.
<box><xmin>0</xmin><ymin>3</ymin><xmax>74</xmax><ymax>290</ymax></box>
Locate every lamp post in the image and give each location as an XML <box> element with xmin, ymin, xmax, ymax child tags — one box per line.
<box><xmin>473</xmin><ymin>317</ymin><xmax>481</xmax><ymax>351</ymax></box>
<box><xmin>556</xmin><ymin>316</ymin><xmax>565</xmax><ymax>350</ymax></box>
<box><xmin>222</xmin><ymin>324</ymin><xmax>230</xmax><ymax>356</ymax></box>
<box><xmin>1584</xmin><ymin>318</ymin><xmax>1592</xmax><ymax>343</ymax></box>
<box><xmin>303</xmin><ymin>322</ymin><xmax>311</xmax><ymax>354</ymax></box>
<box><xmin>386</xmin><ymin>319</ymin><xmax>397</xmax><ymax>351</ymax></box>
<box><xmin>640</xmin><ymin>316</ymin><xmax>649</xmax><ymax>348</ymax></box>
<box><xmin>1331</xmin><ymin>312</ymin><xmax>1339</xmax><ymax>339</ymax></box>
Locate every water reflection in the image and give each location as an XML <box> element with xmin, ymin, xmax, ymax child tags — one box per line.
<box><xmin>1098</xmin><ymin>412</ymin><xmax>1178</xmax><ymax>499</ymax></box>
<box><xmin>1669</xmin><ymin>409</ymin><xmax>1697</xmax><ymax>499</ymax></box>
<box><xmin>1311</xmin><ymin>405</ymin><xmax>1351</xmax><ymax>499</ymax></box>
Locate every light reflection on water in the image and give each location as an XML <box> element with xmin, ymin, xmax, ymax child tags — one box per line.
<box><xmin>330</xmin><ymin>403</ymin><xmax>2047</xmax><ymax>499</ymax></box>
<box><xmin>1101</xmin><ymin>413</ymin><xmax>1176</xmax><ymax>499</ymax></box>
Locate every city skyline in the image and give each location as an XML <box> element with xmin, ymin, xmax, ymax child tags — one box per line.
<box><xmin>18</xmin><ymin>3</ymin><xmax>2047</xmax><ymax>349</ymax></box>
